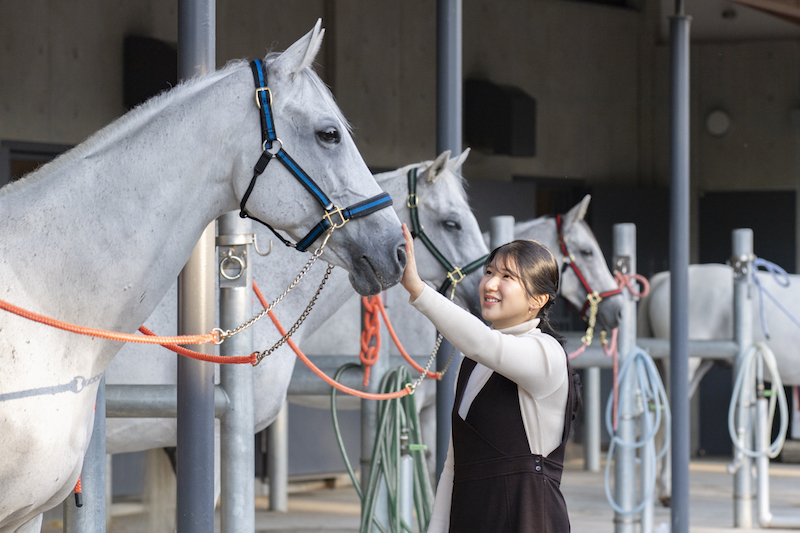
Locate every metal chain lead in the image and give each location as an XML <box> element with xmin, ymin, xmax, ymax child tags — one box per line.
<box><xmin>218</xmin><ymin>229</ymin><xmax>334</xmax><ymax>342</ymax></box>
<box><xmin>406</xmin><ymin>275</ymin><xmax>463</xmax><ymax>393</ymax></box>
<box><xmin>254</xmin><ymin>263</ymin><xmax>333</xmax><ymax>365</ymax></box>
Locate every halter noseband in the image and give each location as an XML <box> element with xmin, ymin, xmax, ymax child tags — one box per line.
<box><xmin>406</xmin><ymin>167</ymin><xmax>488</xmax><ymax>298</ymax></box>
<box><xmin>555</xmin><ymin>213</ymin><xmax>622</xmax><ymax>319</ymax></box>
<box><xmin>239</xmin><ymin>59</ymin><xmax>394</xmax><ymax>252</ymax></box>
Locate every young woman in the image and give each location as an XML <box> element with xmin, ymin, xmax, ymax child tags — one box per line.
<box><xmin>399</xmin><ymin>223</ymin><xmax>576</xmax><ymax>533</ymax></box>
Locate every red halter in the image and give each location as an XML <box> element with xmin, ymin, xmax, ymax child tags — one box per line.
<box><xmin>556</xmin><ymin>214</ymin><xmax>622</xmax><ymax>319</ymax></box>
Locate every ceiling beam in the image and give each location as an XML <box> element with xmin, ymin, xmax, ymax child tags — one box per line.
<box><xmin>730</xmin><ymin>0</ymin><xmax>800</xmax><ymax>25</ymax></box>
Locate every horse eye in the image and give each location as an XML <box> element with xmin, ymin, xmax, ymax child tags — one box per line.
<box><xmin>443</xmin><ymin>220</ymin><xmax>462</xmax><ymax>231</ymax></box>
<box><xmin>580</xmin><ymin>249</ymin><xmax>593</xmax><ymax>258</ymax></box>
<box><xmin>317</xmin><ymin>128</ymin><xmax>340</xmax><ymax>144</ymax></box>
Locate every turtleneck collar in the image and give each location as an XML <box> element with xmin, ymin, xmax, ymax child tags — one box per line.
<box><xmin>494</xmin><ymin>317</ymin><xmax>541</xmax><ymax>335</ymax></box>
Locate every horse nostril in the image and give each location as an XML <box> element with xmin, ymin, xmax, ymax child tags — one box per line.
<box><xmin>396</xmin><ymin>244</ymin><xmax>407</xmax><ymax>268</ymax></box>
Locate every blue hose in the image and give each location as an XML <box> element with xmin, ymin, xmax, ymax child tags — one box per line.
<box><xmin>604</xmin><ymin>347</ymin><xmax>671</xmax><ymax>516</ymax></box>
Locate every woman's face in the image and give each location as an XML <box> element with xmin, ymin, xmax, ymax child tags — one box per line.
<box><xmin>478</xmin><ymin>257</ymin><xmax>535</xmax><ymax>330</ymax></box>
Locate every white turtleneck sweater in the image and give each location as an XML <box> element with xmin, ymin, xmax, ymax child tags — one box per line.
<box><xmin>410</xmin><ymin>285</ymin><xmax>569</xmax><ymax>533</ymax></box>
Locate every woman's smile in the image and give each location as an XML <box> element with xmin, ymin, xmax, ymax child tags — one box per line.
<box><xmin>479</xmin><ymin>258</ymin><xmax>535</xmax><ymax>329</ymax></box>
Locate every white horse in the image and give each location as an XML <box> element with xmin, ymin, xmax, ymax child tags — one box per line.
<box><xmin>301</xmin><ymin>193</ymin><xmax>626</xmax><ymax>474</ymax></box>
<box><xmin>0</xmin><ymin>21</ymin><xmax>407</xmax><ymax>533</ymax></box>
<box><xmin>103</xmin><ymin>149</ymin><xmax>487</xmax><ymax>519</ymax></box>
<box><xmin>638</xmin><ymin>262</ymin><xmax>800</xmax><ymax>505</ymax></box>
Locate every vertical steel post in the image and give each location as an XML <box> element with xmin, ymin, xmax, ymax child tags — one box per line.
<box><xmin>435</xmin><ymin>0</ymin><xmax>462</xmax><ymax>481</ymax></box>
<box><xmin>669</xmin><ymin>9</ymin><xmax>692</xmax><ymax>533</ymax></box>
<box><xmin>489</xmin><ymin>216</ymin><xmax>515</xmax><ymax>249</ymax></box>
<box><xmin>177</xmin><ymin>1</ymin><xmax>216</xmax><ymax>531</ymax></box>
<box><xmin>613</xmin><ymin>224</ymin><xmax>640</xmax><ymax>533</ymax></box>
<box><xmin>63</xmin><ymin>378</ymin><xmax>106</xmax><ymax>532</ymax></box>
<box><xmin>218</xmin><ymin>213</ymin><xmax>255</xmax><ymax>532</ymax></box>
<box><xmin>267</xmin><ymin>403</ymin><xmax>288</xmax><ymax>512</ymax></box>
<box><xmin>584</xmin><ymin>368</ymin><xmax>601</xmax><ymax>472</ymax></box>
<box><xmin>732</xmin><ymin>229</ymin><xmax>754</xmax><ymax>528</ymax></box>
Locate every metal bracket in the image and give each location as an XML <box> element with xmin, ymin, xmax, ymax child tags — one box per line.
<box><xmin>729</xmin><ymin>253</ymin><xmax>756</xmax><ymax>278</ymax></box>
<box><xmin>614</xmin><ymin>255</ymin><xmax>631</xmax><ymax>275</ymax></box>
<box><xmin>218</xmin><ymin>246</ymin><xmax>249</xmax><ymax>288</ymax></box>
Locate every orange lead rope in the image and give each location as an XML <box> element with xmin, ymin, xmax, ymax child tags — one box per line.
<box><xmin>0</xmin><ymin>296</ymin><xmax>219</xmax><ymax>346</ymax></box>
<box><xmin>252</xmin><ymin>280</ymin><xmax>417</xmax><ymax>400</ymax></box>
<box><xmin>359</xmin><ymin>296</ymin><xmax>382</xmax><ymax>386</ymax></box>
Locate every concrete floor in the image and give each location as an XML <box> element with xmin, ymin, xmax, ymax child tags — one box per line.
<box><xmin>42</xmin><ymin>454</ymin><xmax>800</xmax><ymax>533</ymax></box>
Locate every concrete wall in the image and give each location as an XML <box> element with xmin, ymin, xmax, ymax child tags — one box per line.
<box><xmin>1</xmin><ymin>0</ymin><xmax>798</xmax><ymax>262</ymax></box>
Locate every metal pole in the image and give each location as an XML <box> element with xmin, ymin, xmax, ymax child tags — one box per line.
<box><xmin>732</xmin><ymin>229</ymin><xmax>754</xmax><ymax>528</ymax></box>
<box><xmin>489</xmin><ymin>216</ymin><xmax>515</xmax><ymax>250</ymax></box>
<box><xmin>613</xmin><ymin>224</ymin><xmax>639</xmax><ymax>533</ymax></box>
<box><xmin>267</xmin><ymin>403</ymin><xmax>288</xmax><ymax>512</ymax></box>
<box><xmin>177</xmin><ymin>1</ymin><xmax>216</xmax><ymax>531</ymax></box>
<box><xmin>218</xmin><ymin>213</ymin><xmax>255</xmax><ymax>532</ymax></box>
<box><xmin>584</xmin><ymin>368</ymin><xmax>601</xmax><ymax>472</ymax></box>
<box><xmin>435</xmin><ymin>0</ymin><xmax>462</xmax><ymax>481</ymax></box>
<box><xmin>669</xmin><ymin>10</ymin><xmax>691</xmax><ymax>533</ymax></box>
<box><xmin>436</xmin><ymin>0</ymin><xmax>462</xmax><ymax>157</ymax></box>
<box><xmin>63</xmin><ymin>378</ymin><xmax>106</xmax><ymax>532</ymax></box>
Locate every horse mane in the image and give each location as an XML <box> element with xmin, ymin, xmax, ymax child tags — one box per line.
<box><xmin>1</xmin><ymin>55</ymin><xmax>345</xmax><ymax>198</ymax></box>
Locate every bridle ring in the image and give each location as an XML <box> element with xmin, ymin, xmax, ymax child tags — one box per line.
<box><xmin>262</xmin><ymin>138</ymin><xmax>283</xmax><ymax>156</ymax></box>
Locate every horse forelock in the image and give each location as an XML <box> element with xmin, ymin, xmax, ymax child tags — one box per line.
<box><xmin>0</xmin><ymin>60</ymin><xmax>248</xmax><ymax>198</ymax></box>
<box><xmin>264</xmin><ymin>53</ymin><xmax>352</xmax><ymax>134</ymax></box>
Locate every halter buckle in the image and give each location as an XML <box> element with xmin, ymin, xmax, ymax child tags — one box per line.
<box><xmin>407</xmin><ymin>194</ymin><xmax>418</xmax><ymax>209</ymax></box>
<box><xmin>255</xmin><ymin>87</ymin><xmax>273</xmax><ymax>109</ymax></box>
<box><xmin>447</xmin><ymin>267</ymin><xmax>466</xmax><ymax>286</ymax></box>
<box><xmin>324</xmin><ymin>205</ymin><xmax>349</xmax><ymax>229</ymax></box>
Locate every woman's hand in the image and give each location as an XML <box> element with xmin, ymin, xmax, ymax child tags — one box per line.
<box><xmin>400</xmin><ymin>223</ymin><xmax>426</xmax><ymax>301</ymax></box>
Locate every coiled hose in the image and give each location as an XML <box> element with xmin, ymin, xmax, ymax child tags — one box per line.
<box><xmin>332</xmin><ymin>364</ymin><xmax>435</xmax><ymax>533</ymax></box>
<box><xmin>604</xmin><ymin>347</ymin><xmax>671</xmax><ymax>515</ymax></box>
<box><xmin>728</xmin><ymin>342</ymin><xmax>788</xmax><ymax>459</ymax></box>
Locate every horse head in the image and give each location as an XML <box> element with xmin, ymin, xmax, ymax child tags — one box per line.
<box><xmin>554</xmin><ymin>195</ymin><xmax>624</xmax><ymax>331</ymax></box>
<box><xmin>232</xmin><ymin>20</ymin><xmax>405</xmax><ymax>296</ymax></box>
<box><xmin>380</xmin><ymin>149</ymin><xmax>488</xmax><ymax>315</ymax></box>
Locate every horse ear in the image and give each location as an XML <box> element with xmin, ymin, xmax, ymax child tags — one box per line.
<box><xmin>427</xmin><ymin>150</ymin><xmax>451</xmax><ymax>182</ymax></box>
<box><xmin>270</xmin><ymin>19</ymin><xmax>325</xmax><ymax>80</ymax></box>
<box><xmin>448</xmin><ymin>147</ymin><xmax>471</xmax><ymax>173</ymax></box>
<box><xmin>562</xmin><ymin>194</ymin><xmax>592</xmax><ymax>231</ymax></box>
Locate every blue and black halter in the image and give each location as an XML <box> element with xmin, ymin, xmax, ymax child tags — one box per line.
<box><xmin>406</xmin><ymin>166</ymin><xmax>488</xmax><ymax>298</ymax></box>
<box><xmin>239</xmin><ymin>59</ymin><xmax>394</xmax><ymax>252</ymax></box>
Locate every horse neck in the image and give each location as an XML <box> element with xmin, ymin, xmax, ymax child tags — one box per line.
<box><xmin>516</xmin><ymin>216</ymin><xmax>560</xmax><ymax>253</ymax></box>
<box><xmin>375</xmin><ymin>164</ymin><xmax>415</xmax><ymax>210</ymax></box>
<box><xmin>0</xmin><ymin>65</ymin><xmax>252</xmax><ymax>334</ymax></box>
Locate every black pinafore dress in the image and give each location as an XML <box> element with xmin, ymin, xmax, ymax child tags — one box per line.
<box><xmin>448</xmin><ymin>356</ymin><xmax>574</xmax><ymax>533</ymax></box>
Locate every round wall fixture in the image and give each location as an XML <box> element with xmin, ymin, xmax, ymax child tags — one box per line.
<box><xmin>706</xmin><ymin>109</ymin><xmax>732</xmax><ymax>137</ymax></box>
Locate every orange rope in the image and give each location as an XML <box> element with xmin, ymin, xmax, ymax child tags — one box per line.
<box><xmin>73</xmin><ymin>476</ymin><xmax>83</xmax><ymax>507</ymax></box>
<box><xmin>359</xmin><ymin>296</ymin><xmax>382</xmax><ymax>386</ymax></box>
<box><xmin>138</xmin><ymin>326</ymin><xmax>257</xmax><ymax>365</ymax></box>
<box><xmin>614</xmin><ymin>271</ymin><xmax>650</xmax><ymax>298</ymax></box>
<box><xmin>370</xmin><ymin>294</ymin><xmax>439</xmax><ymax>380</ymax></box>
<box><xmin>252</xmin><ymin>280</ymin><xmax>411</xmax><ymax>400</ymax></box>
<box><xmin>0</xmin><ymin>297</ymin><xmax>218</xmax><ymax>345</ymax></box>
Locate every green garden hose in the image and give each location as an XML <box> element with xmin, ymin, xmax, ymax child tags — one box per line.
<box><xmin>332</xmin><ymin>364</ymin><xmax>435</xmax><ymax>533</ymax></box>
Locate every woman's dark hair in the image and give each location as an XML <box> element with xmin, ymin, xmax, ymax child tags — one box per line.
<box><xmin>484</xmin><ymin>239</ymin><xmax>563</xmax><ymax>344</ymax></box>
<box><xmin>484</xmin><ymin>239</ymin><xmax>582</xmax><ymax>418</ymax></box>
